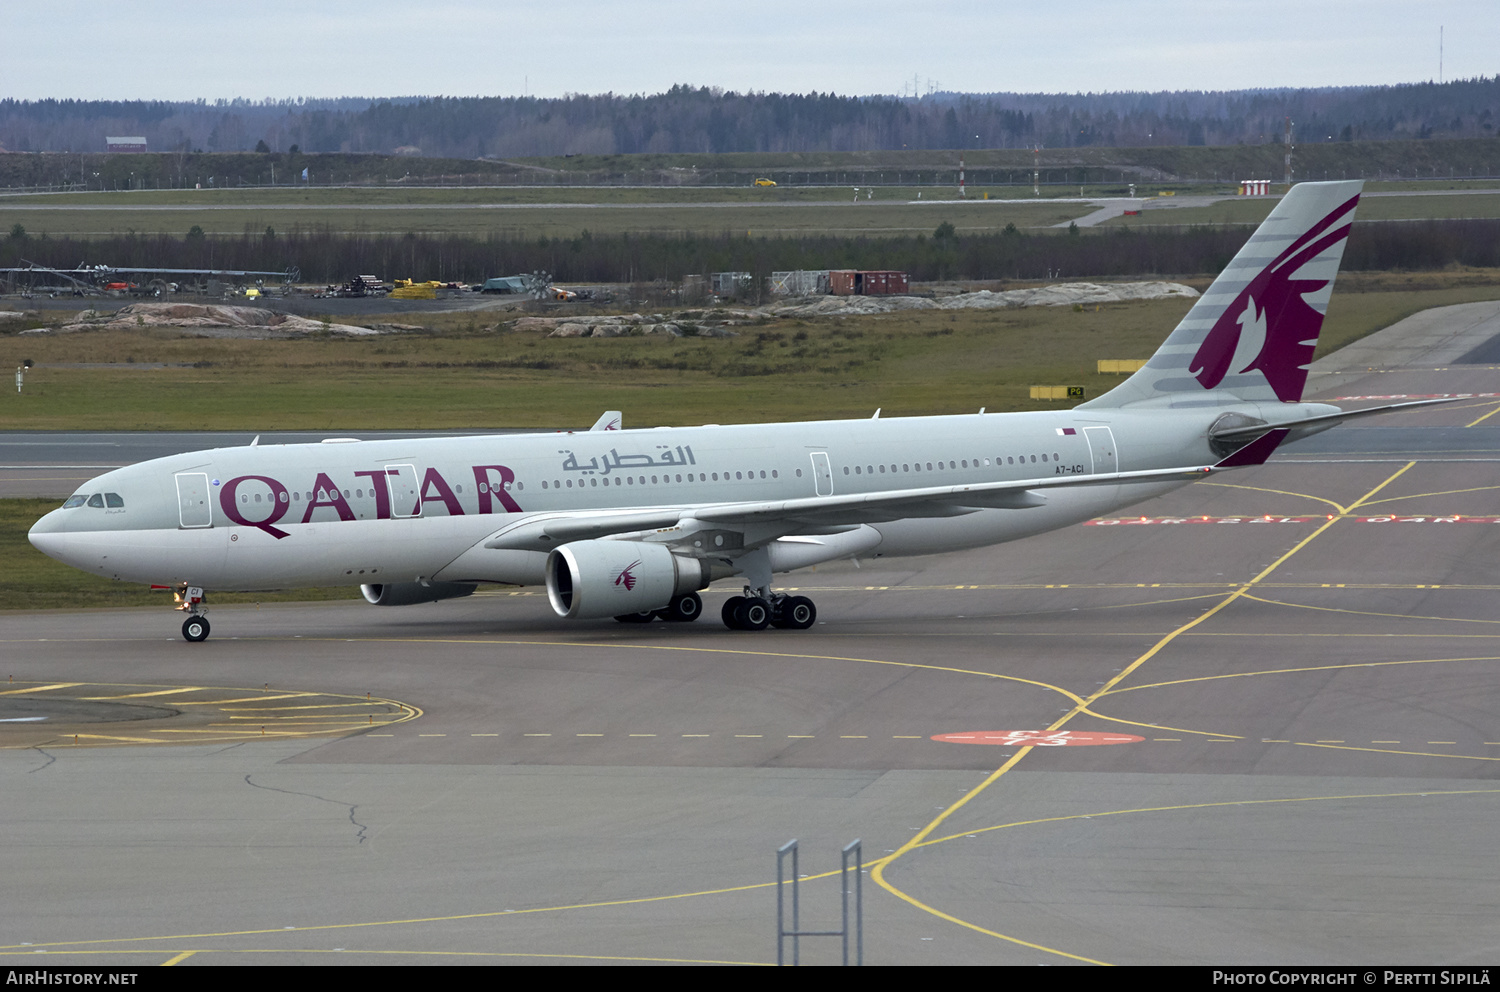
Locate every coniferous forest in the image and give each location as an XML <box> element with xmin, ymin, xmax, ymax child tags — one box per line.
<box><xmin>2</xmin><ymin>79</ymin><xmax>1497</xmax><ymax>158</ymax></box>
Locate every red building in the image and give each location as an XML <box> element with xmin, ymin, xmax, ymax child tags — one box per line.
<box><xmin>829</xmin><ymin>270</ymin><xmax>910</xmax><ymax>296</ymax></box>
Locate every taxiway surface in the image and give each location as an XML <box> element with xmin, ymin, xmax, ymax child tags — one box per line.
<box><xmin>4</xmin><ymin>304</ymin><xmax>1500</xmax><ymax>966</ymax></box>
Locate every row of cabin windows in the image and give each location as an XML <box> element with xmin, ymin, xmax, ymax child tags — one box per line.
<box><xmin>227</xmin><ymin>451</ymin><xmax>1072</xmax><ymax>506</ymax></box>
<box><xmin>843</xmin><ymin>453</ymin><xmax>1063</xmax><ymax>477</ymax></box>
<box><xmin>540</xmin><ymin>469</ymin><xmax>788</xmax><ymax>490</ymax></box>
<box><xmin>238</xmin><ymin>471</ymin><xmax>799</xmax><ymax>501</ymax></box>
<box><xmin>63</xmin><ymin>493</ymin><xmax>124</xmax><ymax>509</ymax></box>
<box><xmin>69</xmin><ymin>453</ymin><xmax>1073</xmax><ymax>513</ymax></box>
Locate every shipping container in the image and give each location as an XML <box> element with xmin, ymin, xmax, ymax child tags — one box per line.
<box><xmin>859</xmin><ymin>270</ymin><xmax>909</xmax><ymax>295</ymax></box>
<box><xmin>829</xmin><ymin>270</ymin><xmax>909</xmax><ymax>296</ymax></box>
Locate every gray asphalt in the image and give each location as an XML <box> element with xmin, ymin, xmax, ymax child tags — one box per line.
<box><xmin>3</xmin><ymin>302</ymin><xmax>1500</xmax><ymax>966</ymax></box>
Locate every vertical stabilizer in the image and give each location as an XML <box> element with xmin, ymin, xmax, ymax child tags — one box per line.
<box><xmin>1080</xmin><ymin>180</ymin><xmax>1361</xmax><ymax>409</ymax></box>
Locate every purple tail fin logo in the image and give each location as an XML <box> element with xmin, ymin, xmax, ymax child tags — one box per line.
<box><xmin>1189</xmin><ymin>193</ymin><xmax>1358</xmax><ymax>402</ymax></box>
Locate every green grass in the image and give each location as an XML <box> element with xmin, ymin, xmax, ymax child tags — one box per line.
<box><xmin>7</xmin><ymin>277</ymin><xmax>1500</xmax><ymax>432</ymax></box>
<box><xmin>12</xmin><ymin>181</ymin><xmax>1500</xmax><ymax>243</ymax></box>
<box><xmin>519</xmin><ymin>139</ymin><xmax>1500</xmax><ymax>183</ymax></box>
<box><xmin>2</xmin><ymin>185</ymin><xmax>1049</xmax><ymax>206</ymax></box>
<box><xmin>0</xmin><ymin>196</ymin><xmax>1081</xmax><ymax>239</ymax></box>
<box><xmin>7</xmin><ymin>138</ymin><xmax>1499</xmax><ymax>197</ymax></box>
<box><xmin>0</xmin><ymin>299</ymin><xmax>1198</xmax><ymax>430</ymax></box>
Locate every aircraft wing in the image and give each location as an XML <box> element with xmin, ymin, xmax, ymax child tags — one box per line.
<box><xmin>691</xmin><ymin>464</ymin><xmax>1213</xmax><ymax>528</ymax></box>
<box><xmin>482</xmin><ymin>463</ymin><xmax>1213</xmax><ymax>552</ymax></box>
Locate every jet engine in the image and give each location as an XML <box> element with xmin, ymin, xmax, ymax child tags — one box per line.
<box><xmin>361</xmin><ymin>580</ymin><xmax>478</xmax><ymax>606</ymax></box>
<box><xmin>546</xmin><ymin>540</ymin><xmax>707</xmax><ymax>620</ymax></box>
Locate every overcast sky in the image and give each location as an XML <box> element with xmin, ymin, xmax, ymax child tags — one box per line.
<box><xmin>4</xmin><ymin>1</ymin><xmax>1494</xmax><ymax>102</ymax></box>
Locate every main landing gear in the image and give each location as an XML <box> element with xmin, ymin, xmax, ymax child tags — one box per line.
<box><xmin>614</xmin><ymin>591</ymin><xmax>704</xmax><ymax>625</ymax></box>
<box><xmin>716</xmin><ymin>549</ymin><xmax>816</xmax><ymax>631</ymax></box>
<box><xmin>175</xmin><ymin>584</ymin><xmax>210</xmax><ymax>642</ymax></box>
<box><xmin>721</xmin><ymin>591</ymin><xmax>817</xmax><ymax>631</ymax></box>
<box><xmin>612</xmin><ymin>588</ymin><xmax>818</xmax><ymax>630</ymax></box>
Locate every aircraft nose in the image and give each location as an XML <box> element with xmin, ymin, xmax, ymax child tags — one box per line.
<box><xmin>30</xmin><ymin>507</ymin><xmax>63</xmax><ymax>536</ymax></box>
<box><xmin>28</xmin><ymin>509</ymin><xmax>68</xmax><ymax>557</ymax></box>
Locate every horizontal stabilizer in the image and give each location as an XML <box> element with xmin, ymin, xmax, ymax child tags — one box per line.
<box><xmin>1214</xmin><ymin>428</ymin><xmax>1290</xmax><ymax>467</ymax></box>
<box><xmin>1208</xmin><ymin>398</ymin><xmax>1466</xmax><ymax>443</ymax></box>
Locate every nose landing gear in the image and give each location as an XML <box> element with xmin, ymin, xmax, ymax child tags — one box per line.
<box><xmin>182</xmin><ymin>615</ymin><xmax>211</xmax><ymax>642</ymax></box>
<box><xmin>175</xmin><ymin>585</ymin><xmax>210</xmax><ymax>642</ymax></box>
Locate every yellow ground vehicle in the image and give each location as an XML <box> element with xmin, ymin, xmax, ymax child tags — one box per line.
<box><xmin>753</xmin><ymin>178</ymin><xmax>776</xmax><ymax>187</ymax></box>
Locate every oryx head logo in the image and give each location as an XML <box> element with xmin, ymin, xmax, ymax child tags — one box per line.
<box><xmin>1189</xmin><ymin>193</ymin><xmax>1358</xmax><ymax>402</ymax></box>
<box><xmin>614</xmin><ymin>560</ymin><xmax>642</xmax><ymax>592</ymax></box>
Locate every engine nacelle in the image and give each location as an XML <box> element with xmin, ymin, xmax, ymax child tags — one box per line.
<box><xmin>361</xmin><ymin>581</ymin><xmax>478</xmax><ymax>606</ymax></box>
<box><xmin>546</xmin><ymin>540</ymin><xmax>707</xmax><ymax>620</ymax></box>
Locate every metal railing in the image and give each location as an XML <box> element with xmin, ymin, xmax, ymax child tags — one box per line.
<box><xmin>776</xmin><ymin>838</ymin><xmax>862</xmax><ymax>966</ymax></box>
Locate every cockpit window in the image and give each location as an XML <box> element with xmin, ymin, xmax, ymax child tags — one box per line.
<box><xmin>105</xmin><ymin>493</ymin><xmax>124</xmax><ymax>508</ymax></box>
<box><xmin>87</xmin><ymin>494</ymin><xmax>104</xmax><ymax>508</ymax></box>
<box><xmin>62</xmin><ymin>495</ymin><xmax>87</xmax><ymax>509</ymax></box>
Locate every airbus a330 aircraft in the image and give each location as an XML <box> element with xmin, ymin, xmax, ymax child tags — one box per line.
<box><xmin>30</xmin><ymin>180</ymin><xmax>1426</xmax><ymax>641</ymax></box>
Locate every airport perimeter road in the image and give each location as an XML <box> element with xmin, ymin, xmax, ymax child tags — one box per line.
<box><xmin>4</xmin><ymin>305</ymin><xmax>1500</xmax><ymax>966</ymax></box>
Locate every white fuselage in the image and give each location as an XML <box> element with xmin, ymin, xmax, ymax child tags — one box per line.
<box><xmin>28</xmin><ymin>402</ymin><xmax>1315</xmax><ymax>594</ymax></box>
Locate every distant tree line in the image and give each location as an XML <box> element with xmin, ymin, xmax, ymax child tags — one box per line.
<box><xmin>1</xmin><ymin>78</ymin><xmax>1497</xmax><ymax>158</ymax></box>
<box><xmin>4</xmin><ymin>220</ymin><xmax>1497</xmax><ymax>288</ymax></box>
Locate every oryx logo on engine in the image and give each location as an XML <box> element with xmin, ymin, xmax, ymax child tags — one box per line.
<box><xmin>614</xmin><ymin>560</ymin><xmax>642</xmax><ymax>592</ymax></box>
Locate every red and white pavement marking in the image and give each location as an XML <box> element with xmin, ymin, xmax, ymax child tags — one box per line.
<box><xmin>1087</xmin><ymin>516</ymin><xmax>1318</xmax><ymax>525</ymax></box>
<box><xmin>1332</xmin><ymin>393</ymin><xmax>1500</xmax><ymax>401</ymax></box>
<box><xmin>1088</xmin><ymin>515</ymin><xmax>1500</xmax><ymax>526</ymax></box>
<box><xmin>1354</xmin><ymin>515</ymin><xmax>1500</xmax><ymax>523</ymax></box>
<box><xmin>932</xmin><ymin>730</ymin><xmax>1145</xmax><ymax>747</ymax></box>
